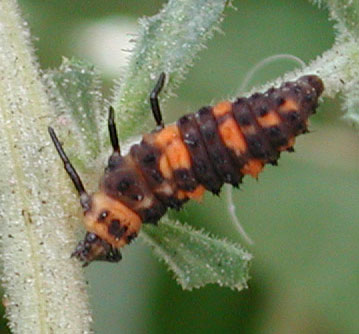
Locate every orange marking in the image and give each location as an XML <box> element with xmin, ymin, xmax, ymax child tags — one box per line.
<box><xmin>185</xmin><ymin>185</ymin><xmax>205</xmax><ymax>202</ymax></box>
<box><xmin>177</xmin><ymin>185</ymin><xmax>206</xmax><ymax>202</ymax></box>
<box><xmin>166</xmin><ymin>139</ymin><xmax>192</xmax><ymax>170</ymax></box>
<box><xmin>257</xmin><ymin>111</ymin><xmax>281</xmax><ymax>128</ymax></box>
<box><xmin>279</xmin><ymin>99</ymin><xmax>298</xmax><ymax>113</ymax></box>
<box><xmin>240</xmin><ymin>124</ymin><xmax>257</xmax><ymax>135</ymax></box>
<box><xmin>154</xmin><ymin>125</ymin><xmax>180</xmax><ymax>147</ymax></box>
<box><xmin>213</xmin><ymin>101</ymin><xmax>232</xmax><ymax>117</ymax></box>
<box><xmin>84</xmin><ymin>191</ymin><xmax>142</xmax><ymax>248</ymax></box>
<box><xmin>218</xmin><ymin>117</ymin><xmax>247</xmax><ymax>155</ymax></box>
<box><xmin>159</xmin><ymin>154</ymin><xmax>173</xmax><ymax>179</ymax></box>
<box><xmin>241</xmin><ymin>159</ymin><xmax>263</xmax><ymax>178</ymax></box>
<box><xmin>176</xmin><ymin>190</ymin><xmax>187</xmax><ymax>200</ymax></box>
<box><xmin>155</xmin><ymin>124</ymin><xmax>192</xmax><ymax>173</ymax></box>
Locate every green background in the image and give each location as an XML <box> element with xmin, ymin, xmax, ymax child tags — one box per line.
<box><xmin>2</xmin><ymin>0</ymin><xmax>359</xmax><ymax>333</ymax></box>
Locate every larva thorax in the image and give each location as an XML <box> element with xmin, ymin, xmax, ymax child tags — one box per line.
<box><xmin>63</xmin><ymin>75</ymin><xmax>324</xmax><ymax>265</ymax></box>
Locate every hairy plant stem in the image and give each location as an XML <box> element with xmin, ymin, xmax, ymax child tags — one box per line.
<box><xmin>0</xmin><ymin>1</ymin><xmax>92</xmax><ymax>333</ymax></box>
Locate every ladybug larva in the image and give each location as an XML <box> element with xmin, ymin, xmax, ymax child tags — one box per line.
<box><xmin>49</xmin><ymin>73</ymin><xmax>324</xmax><ymax>266</ymax></box>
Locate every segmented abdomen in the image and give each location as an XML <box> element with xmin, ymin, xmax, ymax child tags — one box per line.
<box><xmin>101</xmin><ymin>75</ymin><xmax>324</xmax><ymax>224</ymax></box>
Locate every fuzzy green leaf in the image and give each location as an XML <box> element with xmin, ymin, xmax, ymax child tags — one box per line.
<box><xmin>141</xmin><ymin>217</ymin><xmax>252</xmax><ymax>291</ymax></box>
<box><xmin>44</xmin><ymin>57</ymin><xmax>106</xmax><ymax>169</ymax></box>
<box><xmin>342</xmin><ymin>77</ymin><xmax>359</xmax><ymax>126</ymax></box>
<box><xmin>315</xmin><ymin>0</ymin><xmax>359</xmax><ymax>39</ymax></box>
<box><xmin>113</xmin><ymin>0</ymin><xmax>229</xmax><ymax>139</ymax></box>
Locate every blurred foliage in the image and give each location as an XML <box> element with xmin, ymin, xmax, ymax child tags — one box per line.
<box><xmin>2</xmin><ymin>0</ymin><xmax>357</xmax><ymax>334</ymax></box>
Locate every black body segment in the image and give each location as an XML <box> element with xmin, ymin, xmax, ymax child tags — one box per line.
<box><xmin>195</xmin><ymin>106</ymin><xmax>242</xmax><ymax>187</ymax></box>
<box><xmin>232</xmin><ymin>98</ymin><xmax>279</xmax><ymax>163</ymax></box>
<box><xmin>101</xmin><ymin>155</ymin><xmax>166</xmax><ymax>223</ymax></box>
<box><xmin>177</xmin><ymin>113</ymin><xmax>222</xmax><ymax>194</ymax></box>
<box><xmin>249</xmin><ymin>92</ymin><xmax>291</xmax><ymax>150</ymax></box>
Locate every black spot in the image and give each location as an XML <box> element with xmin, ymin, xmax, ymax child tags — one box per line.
<box><xmin>142</xmin><ymin>153</ymin><xmax>156</xmax><ymax>164</ymax></box>
<box><xmin>212</xmin><ymin>189</ymin><xmax>220</xmax><ymax>196</ymax></box>
<box><xmin>287</xmin><ymin>147</ymin><xmax>295</xmax><ymax>153</ymax></box>
<box><xmin>203</xmin><ymin>126</ymin><xmax>215</xmax><ymax>139</ymax></box>
<box><xmin>237</xmin><ymin>114</ymin><xmax>251</xmax><ymax>126</ymax></box>
<box><xmin>178</xmin><ymin>115</ymin><xmax>190</xmax><ymax>125</ymax></box>
<box><xmin>268</xmin><ymin>126</ymin><xmax>281</xmax><ymax>138</ymax></box>
<box><xmin>197</xmin><ymin>106</ymin><xmax>212</xmax><ymax>117</ymax></box>
<box><xmin>117</xmin><ymin>177</ymin><xmax>132</xmax><ymax>192</ymax></box>
<box><xmin>127</xmin><ymin>232</ymin><xmax>138</xmax><ymax>244</ymax></box>
<box><xmin>251</xmin><ymin>93</ymin><xmax>261</xmax><ymax>99</ymax></box>
<box><xmin>142</xmin><ymin>207</ymin><xmax>161</xmax><ymax>224</ymax></box>
<box><xmin>175</xmin><ymin>169</ymin><xmax>189</xmax><ymax>181</ymax></box>
<box><xmin>108</xmin><ymin>220</ymin><xmax>127</xmax><ymax>239</ymax></box>
<box><xmin>107</xmin><ymin>153</ymin><xmax>123</xmax><ymax>171</ymax></box>
<box><xmin>130</xmin><ymin>193</ymin><xmax>143</xmax><ymax>201</ymax></box>
<box><xmin>195</xmin><ymin>160</ymin><xmax>207</xmax><ymax>173</ymax></box>
<box><xmin>259</xmin><ymin>106</ymin><xmax>268</xmax><ymax>116</ymax></box>
<box><xmin>275</xmin><ymin>96</ymin><xmax>285</xmax><ymax>106</ymax></box>
<box><xmin>173</xmin><ymin>168</ymin><xmax>197</xmax><ymax>191</ymax></box>
<box><xmin>183</xmin><ymin>135</ymin><xmax>198</xmax><ymax>147</ymax></box>
<box><xmin>293</xmin><ymin>86</ymin><xmax>302</xmax><ymax>94</ymax></box>
<box><xmin>85</xmin><ymin>232</ymin><xmax>98</xmax><ymax>243</ymax></box>
<box><xmin>98</xmin><ymin>210</ymin><xmax>109</xmax><ymax>222</ymax></box>
<box><xmin>150</xmin><ymin>170</ymin><xmax>164</xmax><ymax>183</ymax></box>
<box><xmin>304</xmin><ymin>93</ymin><xmax>315</xmax><ymax>102</ymax></box>
<box><xmin>213</xmin><ymin>151</ymin><xmax>225</xmax><ymax>164</ymax></box>
<box><xmin>247</xmin><ymin>137</ymin><xmax>267</xmax><ymax>159</ymax></box>
<box><xmin>288</xmin><ymin>111</ymin><xmax>300</xmax><ymax>122</ymax></box>
<box><xmin>166</xmin><ymin>197</ymin><xmax>186</xmax><ymax>210</ymax></box>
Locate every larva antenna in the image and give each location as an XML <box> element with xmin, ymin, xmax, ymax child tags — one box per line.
<box><xmin>48</xmin><ymin>126</ymin><xmax>91</xmax><ymax>211</ymax></box>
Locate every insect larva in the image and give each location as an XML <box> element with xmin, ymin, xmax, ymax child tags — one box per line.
<box><xmin>49</xmin><ymin>73</ymin><xmax>324</xmax><ymax>266</ymax></box>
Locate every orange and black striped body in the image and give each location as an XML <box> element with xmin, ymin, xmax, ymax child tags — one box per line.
<box><xmin>76</xmin><ymin>75</ymin><xmax>324</xmax><ymax>264</ymax></box>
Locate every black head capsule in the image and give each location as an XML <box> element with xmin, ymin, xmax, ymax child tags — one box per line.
<box><xmin>71</xmin><ymin>232</ymin><xmax>122</xmax><ymax>267</ymax></box>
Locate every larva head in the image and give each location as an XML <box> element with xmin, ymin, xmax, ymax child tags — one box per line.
<box><xmin>72</xmin><ymin>191</ymin><xmax>142</xmax><ymax>265</ymax></box>
<box><xmin>297</xmin><ymin>75</ymin><xmax>324</xmax><ymax>97</ymax></box>
<box><xmin>71</xmin><ymin>232</ymin><xmax>122</xmax><ymax>266</ymax></box>
<box><xmin>294</xmin><ymin>75</ymin><xmax>325</xmax><ymax>116</ymax></box>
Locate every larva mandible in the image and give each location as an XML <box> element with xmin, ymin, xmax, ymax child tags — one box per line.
<box><xmin>49</xmin><ymin>73</ymin><xmax>324</xmax><ymax>266</ymax></box>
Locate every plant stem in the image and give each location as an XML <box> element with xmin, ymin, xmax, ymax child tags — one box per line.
<box><xmin>0</xmin><ymin>1</ymin><xmax>92</xmax><ymax>333</ymax></box>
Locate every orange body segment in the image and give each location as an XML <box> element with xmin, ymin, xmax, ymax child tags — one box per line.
<box><xmin>155</xmin><ymin>124</ymin><xmax>192</xmax><ymax>173</ymax></box>
<box><xmin>241</xmin><ymin>159</ymin><xmax>264</xmax><ymax>178</ymax></box>
<box><xmin>279</xmin><ymin>99</ymin><xmax>299</xmax><ymax>113</ymax></box>
<box><xmin>154</xmin><ymin>124</ymin><xmax>180</xmax><ymax>146</ymax></box>
<box><xmin>158</xmin><ymin>154</ymin><xmax>173</xmax><ymax>179</ymax></box>
<box><xmin>84</xmin><ymin>191</ymin><xmax>142</xmax><ymax>248</ymax></box>
<box><xmin>218</xmin><ymin>117</ymin><xmax>247</xmax><ymax>155</ymax></box>
<box><xmin>185</xmin><ymin>185</ymin><xmax>206</xmax><ymax>201</ymax></box>
<box><xmin>257</xmin><ymin>111</ymin><xmax>281</xmax><ymax>128</ymax></box>
<box><xmin>165</xmin><ymin>138</ymin><xmax>192</xmax><ymax>170</ymax></box>
<box><xmin>213</xmin><ymin>101</ymin><xmax>232</xmax><ymax>117</ymax></box>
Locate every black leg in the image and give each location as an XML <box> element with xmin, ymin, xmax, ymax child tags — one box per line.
<box><xmin>150</xmin><ymin>72</ymin><xmax>166</xmax><ymax>128</ymax></box>
<box><xmin>48</xmin><ymin>127</ymin><xmax>91</xmax><ymax>211</ymax></box>
<box><xmin>108</xmin><ymin>106</ymin><xmax>120</xmax><ymax>153</ymax></box>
